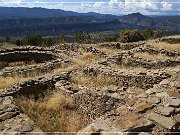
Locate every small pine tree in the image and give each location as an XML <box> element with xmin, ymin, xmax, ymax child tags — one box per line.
<box><xmin>143</xmin><ymin>28</ymin><xmax>154</xmax><ymax>40</ymax></box>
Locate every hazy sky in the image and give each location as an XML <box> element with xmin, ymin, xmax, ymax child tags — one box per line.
<box><xmin>0</xmin><ymin>0</ymin><xmax>180</xmax><ymax>15</ymax></box>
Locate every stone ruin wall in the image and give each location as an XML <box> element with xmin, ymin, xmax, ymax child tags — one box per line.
<box><xmin>0</xmin><ymin>46</ymin><xmax>64</xmax><ymax>77</ymax></box>
<box><xmin>0</xmin><ymin>42</ymin><xmax>180</xmax><ymax>134</ymax></box>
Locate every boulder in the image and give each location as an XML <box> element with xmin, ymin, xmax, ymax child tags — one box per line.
<box><xmin>148</xmin><ymin>112</ymin><xmax>175</xmax><ymax>129</ymax></box>
<box><xmin>168</xmin><ymin>98</ymin><xmax>180</xmax><ymax>108</ymax></box>
<box><xmin>20</xmin><ymin>123</ymin><xmax>33</xmax><ymax>132</ymax></box>
<box><xmin>133</xmin><ymin>101</ymin><xmax>154</xmax><ymax>113</ymax></box>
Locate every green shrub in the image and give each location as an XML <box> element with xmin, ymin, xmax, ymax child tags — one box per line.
<box><xmin>24</xmin><ymin>33</ymin><xmax>43</xmax><ymax>46</ymax></box>
<box><xmin>15</xmin><ymin>39</ymin><xmax>23</xmax><ymax>46</ymax></box>
<box><xmin>120</xmin><ymin>29</ymin><xmax>144</xmax><ymax>43</ymax></box>
<box><xmin>154</xmin><ymin>29</ymin><xmax>164</xmax><ymax>38</ymax></box>
<box><xmin>143</xmin><ymin>28</ymin><xmax>154</xmax><ymax>40</ymax></box>
<box><xmin>4</xmin><ymin>36</ymin><xmax>10</xmax><ymax>42</ymax></box>
<box><xmin>43</xmin><ymin>37</ymin><xmax>53</xmax><ymax>46</ymax></box>
<box><xmin>75</xmin><ymin>31</ymin><xmax>91</xmax><ymax>43</ymax></box>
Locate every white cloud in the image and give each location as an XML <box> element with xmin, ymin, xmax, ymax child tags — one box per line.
<box><xmin>161</xmin><ymin>1</ymin><xmax>173</xmax><ymax>11</ymax></box>
<box><xmin>0</xmin><ymin>0</ymin><xmax>179</xmax><ymax>15</ymax></box>
<box><xmin>80</xmin><ymin>1</ymin><xmax>106</xmax><ymax>13</ymax></box>
<box><xmin>109</xmin><ymin>0</ymin><xmax>119</xmax><ymax>9</ymax></box>
<box><xmin>107</xmin><ymin>0</ymin><xmax>179</xmax><ymax>15</ymax></box>
<box><xmin>0</xmin><ymin>0</ymin><xmax>24</xmax><ymax>5</ymax></box>
<box><xmin>93</xmin><ymin>1</ymin><xmax>104</xmax><ymax>9</ymax></box>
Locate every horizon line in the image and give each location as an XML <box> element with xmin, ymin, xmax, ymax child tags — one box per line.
<box><xmin>0</xmin><ymin>6</ymin><xmax>180</xmax><ymax>16</ymax></box>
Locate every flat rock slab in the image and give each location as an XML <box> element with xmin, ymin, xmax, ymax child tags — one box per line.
<box><xmin>0</xmin><ymin>113</ymin><xmax>44</xmax><ymax>134</ymax></box>
<box><xmin>128</xmin><ymin>119</ymin><xmax>154</xmax><ymax>132</ymax></box>
<box><xmin>156</xmin><ymin>92</ymin><xmax>169</xmax><ymax>98</ymax></box>
<box><xmin>168</xmin><ymin>98</ymin><xmax>180</xmax><ymax>108</ymax></box>
<box><xmin>156</xmin><ymin>106</ymin><xmax>175</xmax><ymax>116</ymax></box>
<box><xmin>77</xmin><ymin>121</ymin><xmax>124</xmax><ymax>135</ymax></box>
<box><xmin>147</xmin><ymin>96</ymin><xmax>161</xmax><ymax>104</ymax></box>
<box><xmin>148</xmin><ymin>112</ymin><xmax>175</xmax><ymax>129</ymax></box>
<box><xmin>145</xmin><ymin>88</ymin><xmax>158</xmax><ymax>95</ymax></box>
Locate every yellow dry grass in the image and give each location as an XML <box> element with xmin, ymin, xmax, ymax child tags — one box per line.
<box><xmin>164</xmin><ymin>35</ymin><xmax>180</xmax><ymax>38</ymax></box>
<box><xmin>71</xmin><ymin>73</ymin><xmax>123</xmax><ymax>88</ymax></box>
<box><xmin>150</xmin><ymin>41</ymin><xmax>180</xmax><ymax>51</ymax></box>
<box><xmin>134</xmin><ymin>52</ymin><xmax>169</xmax><ymax>60</ymax></box>
<box><xmin>0</xmin><ymin>76</ymin><xmax>22</xmax><ymax>90</ymax></box>
<box><xmin>46</xmin><ymin>92</ymin><xmax>74</xmax><ymax>110</ymax></box>
<box><xmin>82</xmin><ymin>52</ymin><xmax>94</xmax><ymax>60</ymax></box>
<box><xmin>72</xmin><ymin>51</ymin><xmax>106</xmax><ymax>68</ymax></box>
<box><xmin>16</xmin><ymin>91</ymin><xmax>86</xmax><ymax>133</ymax></box>
<box><xmin>72</xmin><ymin>58</ymin><xmax>89</xmax><ymax>67</ymax></box>
<box><xmin>117</xmin><ymin>111</ymin><xmax>142</xmax><ymax>129</ymax></box>
<box><xmin>72</xmin><ymin>52</ymin><xmax>95</xmax><ymax>67</ymax></box>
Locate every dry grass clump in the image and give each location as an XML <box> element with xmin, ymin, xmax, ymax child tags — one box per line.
<box><xmin>72</xmin><ymin>52</ymin><xmax>95</xmax><ymax>67</ymax></box>
<box><xmin>150</xmin><ymin>41</ymin><xmax>180</xmax><ymax>51</ymax></box>
<box><xmin>16</xmin><ymin>91</ymin><xmax>86</xmax><ymax>133</ymax></box>
<box><xmin>116</xmin><ymin>111</ymin><xmax>142</xmax><ymax>129</ymax></box>
<box><xmin>71</xmin><ymin>73</ymin><xmax>122</xmax><ymax>88</ymax></box>
<box><xmin>72</xmin><ymin>52</ymin><xmax>106</xmax><ymax>67</ymax></box>
<box><xmin>72</xmin><ymin>58</ymin><xmax>89</xmax><ymax>67</ymax></box>
<box><xmin>0</xmin><ymin>76</ymin><xmax>22</xmax><ymax>89</ymax></box>
<box><xmin>46</xmin><ymin>92</ymin><xmax>74</xmax><ymax>110</ymax></box>
<box><xmin>134</xmin><ymin>52</ymin><xmax>169</xmax><ymax>60</ymax></box>
<box><xmin>82</xmin><ymin>52</ymin><xmax>94</xmax><ymax>60</ymax></box>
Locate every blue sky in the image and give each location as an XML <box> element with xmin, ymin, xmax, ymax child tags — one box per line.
<box><xmin>0</xmin><ymin>0</ymin><xmax>180</xmax><ymax>15</ymax></box>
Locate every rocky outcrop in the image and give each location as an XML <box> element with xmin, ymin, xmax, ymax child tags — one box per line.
<box><xmin>78</xmin><ymin>75</ymin><xmax>180</xmax><ymax>134</ymax></box>
<box><xmin>0</xmin><ymin>96</ymin><xmax>44</xmax><ymax>134</ymax></box>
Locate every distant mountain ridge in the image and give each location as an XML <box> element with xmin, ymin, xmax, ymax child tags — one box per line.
<box><xmin>0</xmin><ymin>7</ymin><xmax>179</xmax><ymax>36</ymax></box>
<box><xmin>119</xmin><ymin>12</ymin><xmax>180</xmax><ymax>31</ymax></box>
<box><xmin>0</xmin><ymin>7</ymin><xmax>117</xmax><ymax>19</ymax></box>
<box><xmin>119</xmin><ymin>12</ymin><xmax>154</xmax><ymax>26</ymax></box>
